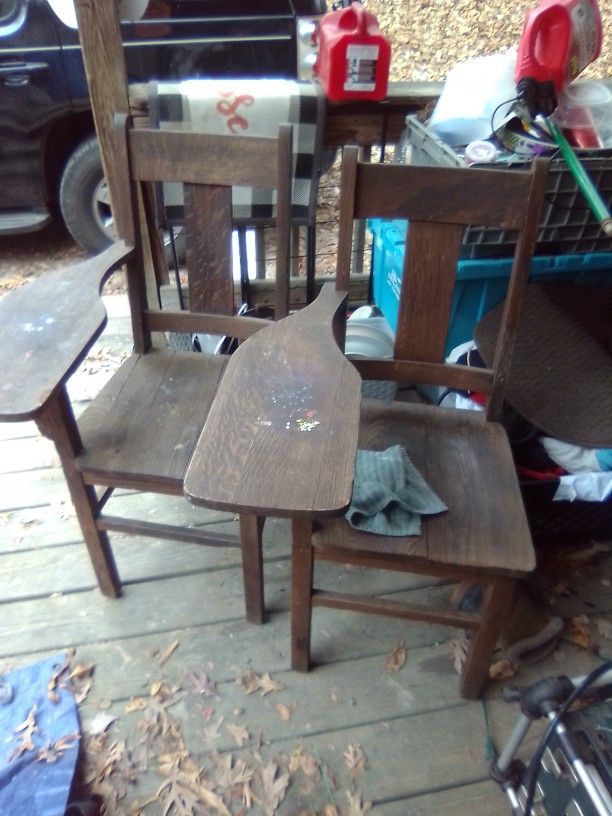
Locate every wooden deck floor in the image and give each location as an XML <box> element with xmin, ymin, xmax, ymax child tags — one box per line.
<box><xmin>1</xmin><ymin>291</ymin><xmax>610</xmax><ymax>816</ymax></box>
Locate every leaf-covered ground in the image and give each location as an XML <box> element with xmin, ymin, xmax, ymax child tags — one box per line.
<box><xmin>366</xmin><ymin>0</ymin><xmax>611</xmax><ymax>83</ymax></box>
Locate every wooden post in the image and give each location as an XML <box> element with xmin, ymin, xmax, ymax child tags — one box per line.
<box><xmin>74</xmin><ymin>0</ymin><xmax>167</xmax><ymax>346</ymax></box>
<box><xmin>73</xmin><ymin>0</ymin><xmax>131</xmax><ymax>243</ymax></box>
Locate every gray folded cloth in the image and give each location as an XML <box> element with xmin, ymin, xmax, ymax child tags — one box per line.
<box><xmin>346</xmin><ymin>445</ymin><xmax>447</xmax><ymax>536</ymax></box>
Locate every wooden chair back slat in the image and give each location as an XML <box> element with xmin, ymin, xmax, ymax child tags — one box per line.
<box><xmin>274</xmin><ymin>124</ymin><xmax>292</xmax><ymax>320</ymax></box>
<box><xmin>143</xmin><ymin>309</ymin><xmax>270</xmax><ymax>339</ymax></box>
<box><xmin>128</xmin><ymin>129</ymin><xmax>280</xmax><ymax>188</ymax></box>
<box><xmin>395</xmin><ymin>221</ymin><xmax>464</xmax><ymax>363</ymax></box>
<box><xmin>336</xmin><ymin>147</ymin><xmax>360</xmax><ymax>293</ymax></box>
<box><xmin>486</xmin><ymin>164</ymin><xmax>551</xmax><ymax>419</ymax></box>
<box><xmin>337</xmin><ymin>147</ymin><xmax>549</xmax><ymax>401</ymax></box>
<box><xmin>353</xmin><ymin>162</ymin><xmax>535</xmax><ymax>228</ymax></box>
<box><xmin>184</xmin><ymin>183</ymin><xmax>234</xmax><ymax>315</ymax></box>
<box><xmin>351</xmin><ymin>358</ymin><xmax>494</xmax><ymax>394</ymax></box>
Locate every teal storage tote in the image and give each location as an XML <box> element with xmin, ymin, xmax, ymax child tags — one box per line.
<box><xmin>369</xmin><ymin>218</ymin><xmax>612</xmax><ymax>356</ymax></box>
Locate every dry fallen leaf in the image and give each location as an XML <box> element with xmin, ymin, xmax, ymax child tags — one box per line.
<box><xmin>153</xmin><ymin>754</ymin><xmax>232</xmax><ymax>816</ymax></box>
<box><xmin>343</xmin><ymin>743</ymin><xmax>367</xmax><ymax>777</ymax></box>
<box><xmin>150</xmin><ymin>680</ymin><xmax>163</xmax><ymax>697</ymax></box>
<box><xmin>74</xmin><ymin>680</ymin><xmax>92</xmax><ymax>705</ymax></box>
<box><xmin>10</xmin><ymin>705</ymin><xmax>38</xmax><ymax>760</ymax></box>
<box><xmin>255</xmin><ymin>761</ymin><xmax>290</xmax><ymax>816</ymax></box>
<box><xmin>87</xmin><ymin>711</ymin><xmax>117</xmax><ymax>736</ymax></box>
<box><xmin>226</xmin><ymin>722</ymin><xmax>250</xmax><ymax>747</ymax></box>
<box><xmin>384</xmin><ymin>639</ymin><xmax>407</xmax><ymax>673</ymax></box>
<box><xmin>185</xmin><ymin>670</ymin><xmax>218</xmax><ymax>698</ymax></box>
<box><xmin>289</xmin><ymin>746</ymin><xmax>319</xmax><ymax>778</ymax></box>
<box><xmin>124</xmin><ymin>697</ymin><xmax>148</xmax><ymax>713</ymax></box>
<box><xmin>346</xmin><ymin>790</ymin><xmax>372</xmax><ymax>816</ymax></box>
<box><xmin>37</xmin><ymin>732</ymin><xmax>80</xmax><ymax>763</ymax></box>
<box><xmin>322</xmin><ymin>805</ymin><xmax>340</xmax><ymax>816</ymax></box>
<box><xmin>489</xmin><ymin>659</ymin><xmax>517</xmax><ymax>680</ymax></box>
<box><xmin>276</xmin><ymin>703</ymin><xmax>295</xmax><ymax>722</ymax></box>
<box><xmin>55</xmin><ymin>732</ymin><xmax>80</xmax><ymax>751</ymax></box>
<box><xmin>48</xmin><ymin>654</ymin><xmax>73</xmax><ymax>703</ymax></box>
<box><xmin>37</xmin><ymin>743</ymin><xmax>61</xmax><ymax>764</ymax></box>
<box><xmin>157</xmin><ymin>639</ymin><xmax>179</xmax><ymax>666</ymax></box>
<box><xmin>567</xmin><ymin>615</ymin><xmax>592</xmax><ymax>650</ymax></box>
<box><xmin>450</xmin><ymin>632</ymin><xmax>470</xmax><ymax>675</ymax></box>
<box><xmin>69</xmin><ymin>663</ymin><xmax>95</xmax><ymax>681</ymax></box>
<box><xmin>236</xmin><ymin>669</ymin><xmax>284</xmax><ymax>697</ymax></box>
<box><xmin>213</xmin><ymin>753</ymin><xmax>255</xmax><ymax>790</ymax></box>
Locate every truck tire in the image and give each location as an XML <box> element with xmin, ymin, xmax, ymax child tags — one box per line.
<box><xmin>59</xmin><ymin>136</ymin><xmax>114</xmax><ymax>254</ymax></box>
<box><xmin>59</xmin><ymin>135</ymin><xmax>186</xmax><ymax>261</ymax></box>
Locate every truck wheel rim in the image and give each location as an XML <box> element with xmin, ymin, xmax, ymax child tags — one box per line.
<box><xmin>92</xmin><ymin>178</ymin><xmax>115</xmax><ymax>239</ymax></box>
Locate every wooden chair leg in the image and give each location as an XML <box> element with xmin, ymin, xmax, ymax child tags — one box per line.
<box><xmin>36</xmin><ymin>388</ymin><xmax>121</xmax><ymax>598</ymax></box>
<box><xmin>291</xmin><ymin>517</ymin><xmax>314</xmax><ymax>671</ymax></box>
<box><xmin>239</xmin><ymin>514</ymin><xmax>265</xmax><ymax>624</ymax></box>
<box><xmin>460</xmin><ymin>576</ymin><xmax>516</xmax><ymax>699</ymax></box>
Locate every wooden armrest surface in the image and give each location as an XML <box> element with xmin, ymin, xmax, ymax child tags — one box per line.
<box><xmin>0</xmin><ymin>241</ymin><xmax>132</xmax><ymax>421</ymax></box>
<box><xmin>184</xmin><ymin>283</ymin><xmax>361</xmax><ymax>518</ymax></box>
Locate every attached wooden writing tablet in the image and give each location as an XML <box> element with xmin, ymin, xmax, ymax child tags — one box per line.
<box><xmin>184</xmin><ymin>284</ymin><xmax>362</xmax><ymax>518</ymax></box>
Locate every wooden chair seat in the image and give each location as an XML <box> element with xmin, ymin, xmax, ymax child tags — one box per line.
<box><xmin>312</xmin><ymin>399</ymin><xmax>534</xmax><ymax>574</ymax></box>
<box><xmin>77</xmin><ymin>350</ymin><xmax>227</xmax><ymax>492</ymax></box>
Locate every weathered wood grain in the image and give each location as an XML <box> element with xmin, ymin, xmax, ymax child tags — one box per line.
<box><xmin>376</xmin><ymin>780</ymin><xmax>508</xmax><ymax>816</ymax></box>
<box><xmin>0</xmin><ymin>242</ymin><xmax>131</xmax><ymax>421</ymax></box>
<box><xmin>185</xmin><ymin>284</ymin><xmax>361</xmax><ymax>518</ymax></box>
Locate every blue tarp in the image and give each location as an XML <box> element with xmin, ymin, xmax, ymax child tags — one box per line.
<box><xmin>0</xmin><ymin>654</ymin><xmax>80</xmax><ymax>816</ymax></box>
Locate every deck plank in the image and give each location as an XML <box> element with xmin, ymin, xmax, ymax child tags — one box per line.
<box><xmin>0</xmin><ymin>564</ymin><xmax>457</xmax><ymax>656</ymax></box>
<box><xmin>0</xmin><ymin>435</ymin><xmax>58</xmax><ymax>473</ymax></box>
<box><xmin>374</xmin><ymin>780</ymin><xmax>508</xmax><ymax>816</ymax></box>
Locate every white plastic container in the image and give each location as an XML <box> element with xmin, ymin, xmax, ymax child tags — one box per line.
<box><xmin>429</xmin><ymin>49</ymin><xmax>517</xmax><ymax>147</ymax></box>
<box><xmin>346</xmin><ymin>308</ymin><xmax>397</xmax><ymax>400</ymax></box>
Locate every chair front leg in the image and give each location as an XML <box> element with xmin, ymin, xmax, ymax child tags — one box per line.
<box><xmin>291</xmin><ymin>517</ymin><xmax>314</xmax><ymax>671</ymax></box>
<box><xmin>460</xmin><ymin>575</ymin><xmax>516</xmax><ymax>699</ymax></box>
<box><xmin>239</xmin><ymin>514</ymin><xmax>265</xmax><ymax>624</ymax></box>
<box><xmin>36</xmin><ymin>387</ymin><xmax>121</xmax><ymax>598</ymax></box>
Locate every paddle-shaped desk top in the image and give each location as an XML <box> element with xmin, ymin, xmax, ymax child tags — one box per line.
<box><xmin>184</xmin><ymin>284</ymin><xmax>361</xmax><ymax>518</ymax></box>
<box><xmin>0</xmin><ymin>241</ymin><xmax>131</xmax><ymax>422</ymax></box>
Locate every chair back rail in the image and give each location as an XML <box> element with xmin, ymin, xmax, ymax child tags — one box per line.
<box><xmin>338</xmin><ymin>147</ymin><xmax>549</xmax><ymax>417</ymax></box>
<box><xmin>115</xmin><ymin>118</ymin><xmax>293</xmax><ymax>352</ymax></box>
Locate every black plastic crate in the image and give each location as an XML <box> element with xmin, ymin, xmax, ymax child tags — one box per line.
<box><xmin>406</xmin><ymin>116</ymin><xmax>612</xmax><ymax>259</ymax></box>
<box><xmin>520</xmin><ymin>478</ymin><xmax>612</xmax><ymax>545</ymax></box>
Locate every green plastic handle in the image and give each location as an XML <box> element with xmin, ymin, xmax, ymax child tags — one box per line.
<box><xmin>546</xmin><ymin>116</ymin><xmax>612</xmax><ymax>237</ymax></box>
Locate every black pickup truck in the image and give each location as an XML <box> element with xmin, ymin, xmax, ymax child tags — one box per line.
<box><xmin>0</xmin><ymin>0</ymin><xmax>325</xmax><ymax>252</ymax></box>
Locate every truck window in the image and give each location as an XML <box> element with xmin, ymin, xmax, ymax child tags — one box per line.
<box><xmin>47</xmin><ymin>0</ymin><xmax>151</xmax><ymax>29</ymax></box>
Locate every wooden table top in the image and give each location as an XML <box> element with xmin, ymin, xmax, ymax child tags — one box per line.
<box><xmin>184</xmin><ymin>284</ymin><xmax>362</xmax><ymax>518</ymax></box>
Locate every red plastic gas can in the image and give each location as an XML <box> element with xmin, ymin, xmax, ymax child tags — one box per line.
<box><xmin>315</xmin><ymin>3</ymin><xmax>391</xmax><ymax>102</ymax></box>
<box><xmin>515</xmin><ymin>0</ymin><xmax>602</xmax><ymax>116</ymax></box>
